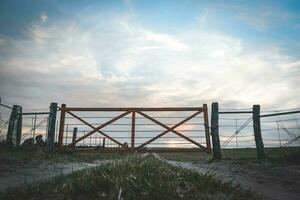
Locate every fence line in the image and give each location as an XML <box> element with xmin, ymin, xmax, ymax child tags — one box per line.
<box><xmin>1</xmin><ymin>98</ymin><xmax>300</xmax><ymax>157</ymax></box>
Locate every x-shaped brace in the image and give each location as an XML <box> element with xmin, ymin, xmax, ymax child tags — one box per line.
<box><xmin>136</xmin><ymin>110</ymin><xmax>208</xmax><ymax>151</ymax></box>
<box><xmin>67</xmin><ymin>110</ymin><xmax>131</xmax><ymax>149</ymax></box>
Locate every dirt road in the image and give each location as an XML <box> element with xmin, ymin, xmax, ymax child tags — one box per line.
<box><xmin>1</xmin><ymin>153</ymin><xmax>299</xmax><ymax>200</ymax></box>
<box><xmin>155</xmin><ymin>154</ymin><xmax>300</xmax><ymax>200</ymax></box>
<box><xmin>0</xmin><ymin>160</ymin><xmax>106</xmax><ymax>191</ymax></box>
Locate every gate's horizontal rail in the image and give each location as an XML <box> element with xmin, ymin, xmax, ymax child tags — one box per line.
<box><xmin>64</xmin><ymin>130</ymin><xmax>206</xmax><ymax>133</ymax></box>
<box><xmin>73</xmin><ymin>148</ymin><xmax>207</xmax><ymax>153</ymax></box>
<box><xmin>63</xmin><ymin>107</ymin><xmax>204</xmax><ymax>112</ymax></box>
<box><xmin>65</xmin><ymin>116</ymin><xmax>204</xmax><ymax>119</ymax></box>
<box><xmin>63</xmin><ymin>136</ymin><xmax>207</xmax><ymax>139</ymax></box>
<box><xmin>64</xmin><ymin>123</ymin><xmax>205</xmax><ymax>126</ymax></box>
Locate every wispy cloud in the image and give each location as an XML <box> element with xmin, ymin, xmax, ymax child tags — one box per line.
<box><xmin>0</xmin><ymin>10</ymin><xmax>299</xmax><ymax>109</ymax></box>
<box><xmin>237</xmin><ymin>4</ymin><xmax>300</xmax><ymax>31</ymax></box>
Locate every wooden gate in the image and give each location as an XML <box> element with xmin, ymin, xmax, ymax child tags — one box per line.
<box><xmin>58</xmin><ymin>104</ymin><xmax>211</xmax><ymax>152</ymax></box>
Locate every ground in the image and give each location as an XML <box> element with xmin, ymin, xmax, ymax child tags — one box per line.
<box><xmin>0</xmin><ymin>149</ymin><xmax>125</xmax><ymax>190</ymax></box>
<box><xmin>0</xmin><ymin>147</ymin><xmax>299</xmax><ymax>199</ymax></box>
<box><xmin>158</xmin><ymin>153</ymin><xmax>300</xmax><ymax>200</ymax></box>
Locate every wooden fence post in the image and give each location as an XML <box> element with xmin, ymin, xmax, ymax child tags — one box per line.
<box><xmin>102</xmin><ymin>137</ymin><xmax>106</xmax><ymax>151</ymax></box>
<box><xmin>6</xmin><ymin>105</ymin><xmax>22</xmax><ymax>147</ymax></box>
<box><xmin>203</xmin><ymin>104</ymin><xmax>211</xmax><ymax>151</ymax></box>
<box><xmin>16</xmin><ymin>106</ymin><xmax>22</xmax><ymax>147</ymax></box>
<box><xmin>253</xmin><ymin>105</ymin><xmax>265</xmax><ymax>159</ymax></box>
<box><xmin>131</xmin><ymin>111</ymin><xmax>135</xmax><ymax>149</ymax></box>
<box><xmin>211</xmin><ymin>102</ymin><xmax>222</xmax><ymax>159</ymax></box>
<box><xmin>72</xmin><ymin>127</ymin><xmax>78</xmax><ymax>150</ymax></box>
<box><xmin>58</xmin><ymin>104</ymin><xmax>66</xmax><ymax>148</ymax></box>
<box><xmin>47</xmin><ymin>103</ymin><xmax>57</xmax><ymax>152</ymax></box>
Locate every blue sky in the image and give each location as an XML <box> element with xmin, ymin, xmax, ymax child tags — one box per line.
<box><xmin>1</xmin><ymin>0</ymin><xmax>300</xmax><ymax>148</ymax></box>
<box><xmin>0</xmin><ymin>0</ymin><xmax>300</xmax><ymax>109</ymax></box>
<box><xmin>1</xmin><ymin>0</ymin><xmax>300</xmax><ymax>44</ymax></box>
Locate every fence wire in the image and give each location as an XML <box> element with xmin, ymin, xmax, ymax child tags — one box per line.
<box><xmin>2</xmin><ymin>103</ymin><xmax>300</xmax><ymax>151</ymax></box>
<box><xmin>218</xmin><ymin>108</ymin><xmax>300</xmax><ymax>151</ymax></box>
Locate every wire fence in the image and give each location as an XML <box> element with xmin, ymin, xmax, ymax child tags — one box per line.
<box><xmin>0</xmin><ymin>101</ymin><xmax>13</xmax><ymax>141</ymax></box>
<box><xmin>1</xmin><ymin>102</ymin><xmax>300</xmax><ymax>151</ymax></box>
<box><xmin>218</xmin><ymin>107</ymin><xmax>300</xmax><ymax>151</ymax></box>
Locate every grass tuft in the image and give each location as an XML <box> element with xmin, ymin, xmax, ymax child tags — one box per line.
<box><xmin>1</xmin><ymin>155</ymin><xmax>261</xmax><ymax>200</ymax></box>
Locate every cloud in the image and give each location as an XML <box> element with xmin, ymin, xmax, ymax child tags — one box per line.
<box><xmin>237</xmin><ymin>5</ymin><xmax>300</xmax><ymax>31</ymax></box>
<box><xmin>283</xmin><ymin>60</ymin><xmax>300</xmax><ymax>70</ymax></box>
<box><xmin>40</xmin><ymin>12</ymin><xmax>48</xmax><ymax>24</ymax></box>
<box><xmin>0</xmin><ymin>11</ymin><xmax>299</xmax><ymax>111</ymax></box>
<box><xmin>197</xmin><ymin>9</ymin><xmax>210</xmax><ymax>26</ymax></box>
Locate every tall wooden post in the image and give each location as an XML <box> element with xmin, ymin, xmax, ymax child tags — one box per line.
<box><xmin>203</xmin><ymin>104</ymin><xmax>211</xmax><ymax>151</ymax></box>
<box><xmin>253</xmin><ymin>105</ymin><xmax>265</xmax><ymax>159</ymax></box>
<box><xmin>211</xmin><ymin>102</ymin><xmax>222</xmax><ymax>159</ymax></box>
<box><xmin>33</xmin><ymin>114</ymin><xmax>37</xmax><ymax>139</ymax></box>
<box><xmin>131</xmin><ymin>111</ymin><xmax>135</xmax><ymax>149</ymax></box>
<box><xmin>7</xmin><ymin>105</ymin><xmax>17</xmax><ymax>146</ymax></box>
<box><xmin>58</xmin><ymin>104</ymin><xmax>66</xmax><ymax>148</ymax></box>
<box><xmin>16</xmin><ymin>106</ymin><xmax>22</xmax><ymax>147</ymax></box>
<box><xmin>102</xmin><ymin>137</ymin><xmax>106</xmax><ymax>151</ymax></box>
<box><xmin>47</xmin><ymin>103</ymin><xmax>57</xmax><ymax>152</ymax></box>
<box><xmin>72</xmin><ymin>127</ymin><xmax>78</xmax><ymax>150</ymax></box>
<box><xmin>6</xmin><ymin>105</ymin><xmax>22</xmax><ymax>147</ymax></box>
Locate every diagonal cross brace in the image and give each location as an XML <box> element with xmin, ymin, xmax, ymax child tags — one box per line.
<box><xmin>136</xmin><ymin>111</ymin><xmax>208</xmax><ymax>151</ymax></box>
<box><xmin>136</xmin><ymin>111</ymin><xmax>201</xmax><ymax>148</ymax></box>
<box><xmin>67</xmin><ymin>111</ymin><xmax>131</xmax><ymax>148</ymax></box>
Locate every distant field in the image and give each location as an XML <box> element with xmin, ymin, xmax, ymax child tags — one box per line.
<box><xmin>159</xmin><ymin>147</ymin><xmax>300</xmax><ymax>163</ymax></box>
<box><xmin>2</xmin><ymin>146</ymin><xmax>299</xmax><ymax>164</ymax></box>
<box><xmin>0</xmin><ymin>155</ymin><xmax>261</xmax><ymax>200</ymax></box>
<box><xmin>0</xmin><ymin>148</ymin><xmax>125</xmax><ymax>166</ymax></box>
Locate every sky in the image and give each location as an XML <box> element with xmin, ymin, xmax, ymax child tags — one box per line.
<box><xmin>0</xmin><ymin>0</ymin><xmax>300</xmax><ymax>110</ymax></box>
<box><xmin>1</xmin><ymin>0</ymin><xmax>300</xmax><ymax>148</ymax></box>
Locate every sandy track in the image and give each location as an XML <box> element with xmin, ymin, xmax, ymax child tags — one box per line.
<box><xmin>0</xmin><ymin>160</ymin><xmax>107</xmax><ymax>191</ymax></box>
<box><xmin>1</xmin><ymin>153</ymin><xmax>299</xmax><ymax>200</ymax></box>
<box><xmin>0</xmin><ymin>154</ymin><xmax>150</xmax><ymax>191</ymax></box>
<box><xmin>154</xmin><ymin>153</ymin><xmax>300</xmax><ymax>200</ymax></box>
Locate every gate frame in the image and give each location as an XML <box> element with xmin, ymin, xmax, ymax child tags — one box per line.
<box><xmin>58</xmin><ymin>104</ymin><xmax>211</xmax><ymax>152</ymax></box>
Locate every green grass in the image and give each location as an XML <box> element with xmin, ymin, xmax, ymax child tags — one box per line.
<box><xmin>0</xmin><ymin>155</ymin><xmax>261</xmax><ymax>200</ymax></box>
<box><xmin>0</xmin><ymin>148</ymin><xmax>125</xmax><ymax>165</ymax></box>
<box><xmin>159</xmin><ymin>151</ymin><xmax>212</xmax><ymax>161</ymax></box>
<box><xmin>159</xmin><ymin>147</ymin><xmax>300</xmax><ymax>163</ymax></box>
